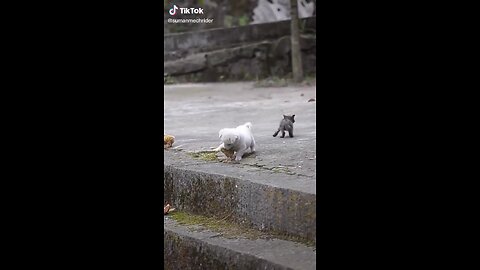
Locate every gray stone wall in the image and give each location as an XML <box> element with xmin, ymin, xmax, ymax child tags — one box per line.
<box><xmin>164</xmin><ymin>17</ymin><xmax>316</xmax><ymax>82</ymax></box>
<box><xmin>164</xmin><ymin>17</ymin><xmax>316</xmax><ymax>55</ymax></box>
<box><xmin>164</xmin><ymin>0</ymin><xmax>316</xmax><ymax>34</ymax></box>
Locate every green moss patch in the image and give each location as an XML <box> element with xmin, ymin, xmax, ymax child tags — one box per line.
<box><xmin>187</xmin><ymin>151</ymin><xmax>219</xmax><ymax>162</ymax></box>
<box><xmin>168</xmin><ymin>211</ymin><xmax>315</xmax><ymax>247</ymax></box>
<box><xmin>169</xmin><ymin>211</ymin><xmax>262</xmax><ymax>239</ymax></box>
<box><xmin>246</xmin><ymin>164</ymin><xmax>297</xmax><ymax>175</ymax></box>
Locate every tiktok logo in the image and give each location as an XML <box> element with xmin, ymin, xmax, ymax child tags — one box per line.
<box><xmin>168</xmin><ymin>4</ymin><xmax>204</xmax><ymax>16</ymax></box>
<box><xmin>169</xmin><ymin>5</ymin><xmax>178</xmax><ymax>15</ymax></box>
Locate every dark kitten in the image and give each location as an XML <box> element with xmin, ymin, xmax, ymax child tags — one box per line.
<box><xmin>273</xmin><ymin>114</ymin><xmax>295</xmax><ymax>138</ymax></box>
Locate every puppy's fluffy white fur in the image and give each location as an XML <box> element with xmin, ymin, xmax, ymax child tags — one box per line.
<box><xmin>213</xmin><ymin>122</ymin><xmax>256</xmax><ymax>161</ymax></box>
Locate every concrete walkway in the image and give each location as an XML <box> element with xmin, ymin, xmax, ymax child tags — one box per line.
<box><xmin>164</xmin><ymin>82</ymin><xmax>316</xmax><ymax>189</ymax></box>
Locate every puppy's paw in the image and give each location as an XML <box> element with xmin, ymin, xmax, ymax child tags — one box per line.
<box><xmin>211</xmin><ymin>146</ymin><xmax>222</xmax><ymax>152</ymax></box>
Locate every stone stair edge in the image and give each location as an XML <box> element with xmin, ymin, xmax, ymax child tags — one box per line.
<box><xmin>164</xmin><ymin>218</ymin><xmax>316</xmax><ymax>270</ymax></box>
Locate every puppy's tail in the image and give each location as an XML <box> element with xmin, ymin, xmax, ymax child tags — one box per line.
<box><xmin>244</xmin><ymin>122</ymin><xmax>253</xmax><ymax>129</ymax></box>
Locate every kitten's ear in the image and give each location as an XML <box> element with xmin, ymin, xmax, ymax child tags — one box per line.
<box><xmin>292</xmin><ymin>115</ymin><xmax>295</xmax><ymax>118</ymax></box>
<box><xmin>235</xmin><ymin>135</ymin><xmax>238</xmax><ymax>140</ymax></box>
<box><xmin>283</xmin><ymin>115</ymin><xmax>287</xmax><ymax>118</ymax></box>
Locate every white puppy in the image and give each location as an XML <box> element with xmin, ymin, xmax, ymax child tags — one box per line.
<box><xmin>213</xmin><ymin>122</ymin><xmax>256</xmax><ymax>161</ymax></box>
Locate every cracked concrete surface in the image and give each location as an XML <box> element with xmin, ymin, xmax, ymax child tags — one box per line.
<box><xmin>164</xmin><ymin>82</ymin><xmax>316</xmax><ymax>188</ymax></box>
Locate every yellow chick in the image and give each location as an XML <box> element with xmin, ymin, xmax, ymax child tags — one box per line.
<box><xmin>164</xmin><ymin>135</ymin><xmax>175</xmax><ymax>149</ymax></box>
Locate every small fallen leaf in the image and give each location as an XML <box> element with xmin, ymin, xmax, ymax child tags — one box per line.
<box><xmin>164</xmin><ymin>204</ymin><xmax>177</xmax><ymax>215</ymax></box>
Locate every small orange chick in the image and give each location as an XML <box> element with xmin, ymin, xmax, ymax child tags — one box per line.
<box><xmin>164</xmin><ymin>135</ymin><xmax>175</xmax><ymax>149</ymax></box>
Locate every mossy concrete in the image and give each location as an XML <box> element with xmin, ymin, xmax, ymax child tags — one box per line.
<box><xmin>187</xmin><ymin>151</ymin><xmax>219</xmax><ymax>161</ymax></box>
<box><xmin>164</xmin><ymin>82</ymin><xmax>316</xmax><ymax>179</ymax></box>
<box><xmin>169</xmin><ymin>211</ymin><xmax>315</xmax><ymax>247</ymax></box>
<box><xmin>169</xmin><ymin>211</ymin><xmax>266</xmax><ymax>241</ymax></box>
<box><xmin>164</xmin><ymin>152</ymin><xmax>316</xmax><ymax>244</ymax></box>
<box><xmin>164</xmin><ymin>82</ymin><xmax>316</xmax><ymax>243</ymax></box>
<box><xmin>164</xmin><ymin>218</ymin><xmax>316</xmax><ymax>270</ymax></box>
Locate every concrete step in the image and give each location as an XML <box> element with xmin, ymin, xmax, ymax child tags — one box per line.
<box><xmin>164</xmin><ymin>150</ymin><xmax>316</xmax><ymax>244</ymax></box>
<box><xmin>164</xmin><ymin>16</ymin><xmax>316</xmax><ymax>55</ymax></box>
<box><xmin>163</xmin><ymin>41</ymin><xmax>271</xmax><ymax>76</ymax></box>
<box><xmin>164</xmin><ymin>216</ymin><xmax>316</xmax><ymax>270</ymax></box>
<box><xmin>164</xmin><ymin>35</ymin><xmax>316</xmax><ymax>76</ymax></box>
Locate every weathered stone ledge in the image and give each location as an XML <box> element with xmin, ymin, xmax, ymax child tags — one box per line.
<box><xmin>164</xmin><ymin>218</ymin><xmax>316</xmax><ymax>270</ymax></box>
<box><xmin>164</xmin><ymin>153</ymin><xmax>316</xmax><ymax>243</ymax></box>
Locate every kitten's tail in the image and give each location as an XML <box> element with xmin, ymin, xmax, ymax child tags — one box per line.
<box><xmin>244</xmin><ymin>122</ymin><xmax>252</xmax><ymax>129</ymax></box>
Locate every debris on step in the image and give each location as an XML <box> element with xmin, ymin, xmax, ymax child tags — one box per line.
<box><xmin>221</xmin><ymin>148</ymin><xmax>235</xmax><ymax>161</ymax></box>
<box><xmin>164</xmin><ymin>203</ymin><xmax>176</xmax><ymax>215</ymax></box>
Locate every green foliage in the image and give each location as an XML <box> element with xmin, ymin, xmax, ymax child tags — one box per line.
<box><xmin>187</xmin><ymin>151</ymin><xmax>219</xmax><ymax>161</ymax></box>
<box><xmin>164</xmin><ymin>74</ymin><xmax>176</xmax><ymax>85</ymax></box>
<box><xmin>224</xmin><ymin>14</ymin><xmax>250</xmax><ymax>28</ymax></box>
<box><xmin>238</xmin><ymin>15</ymin><xmax>250</xmax><ymax>26</ymax></box>
<box><xmin>224</xmin><ymin>15</ymin><xmax>234</xmax><ymax>28</ymax></box>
